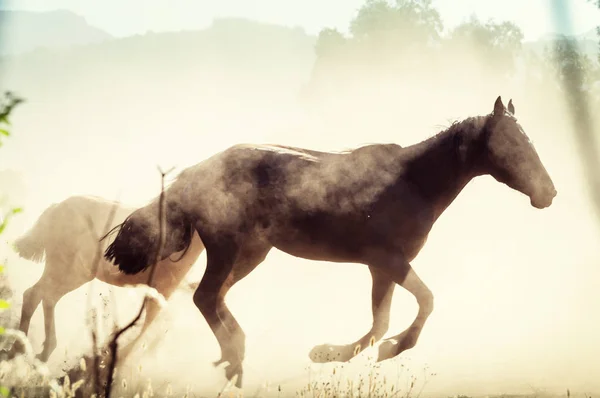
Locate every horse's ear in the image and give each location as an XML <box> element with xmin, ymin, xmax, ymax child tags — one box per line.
<box><xmin>493</xmin><ymin>96</ymin><xmax>504</xmax><ymax>118</ymax></box>
<box><xmin>507</xmin><ymin>99</ymin><xmax>515</xmax><ymax>115</ymax></box>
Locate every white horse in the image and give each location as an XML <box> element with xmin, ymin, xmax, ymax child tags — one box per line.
<box><xmin>12</xmin><ymin>195</ymin><xmax>205</xmax><ymax>362</ymax></box>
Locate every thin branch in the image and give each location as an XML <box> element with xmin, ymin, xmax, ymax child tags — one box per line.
<box><xmin>104</xmin><ymin>166</ymin><xmax>173</xmax><ymax>398</ymax></box>
<box><xmin>91</xmin><ymin>323</ymin><xmax>100</xmax><ymax>397</ymax></box>
<box><xmin>83</xmin><ymin>201</ymin><xmax>120</xmax><ymax>397</ymax></box>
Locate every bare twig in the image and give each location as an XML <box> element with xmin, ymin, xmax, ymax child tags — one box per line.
<box><xmin>91</xmin><ymin>323</ymin><xmax>101</xmax><ymax>397</ymax></box>
<box><xmin>83</xmin><ymin>201</ymin><xmax>121</xmax><ymax>397</ymax></box>
<box><xmin>103</xmin><ymin>166</ymin><xmax>173</xmax><ymax>398</ymax></box>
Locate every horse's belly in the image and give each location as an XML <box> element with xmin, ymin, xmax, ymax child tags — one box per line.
<box><xmin>265</xmin><ymin>213</ymin><xmax>358</xmax><ymax>261</ymax></box>
<box><xmin>268</xmin><ymin>212</ymin><xmax>380</xmax><ymax>263</ymax></box>
<box><xmin>271</xmin><ymin>237</ymin><xmax>357</xmax><ymax>263</ymax></box>
<box><xmin>267</xmin><ymin>200</ymin><xmax>434</xmax><ymax>264</ymax></box>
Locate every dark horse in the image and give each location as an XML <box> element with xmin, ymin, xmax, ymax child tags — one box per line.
<box><xmin>104</xmin><ymin>97</ymin><xmax>556</xmax><ymax>388</ymax></box>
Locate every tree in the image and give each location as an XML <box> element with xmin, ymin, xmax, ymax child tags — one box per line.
<box><xmin>445</xmin><ymin>16</ymin><xmax>524</xmax><ymax>75</ymax></box>
<box><xmin>308</xmin><ymin>0</ymin><xmax>530</xmax><ymax>88</ymax></box>
<box><xmin>349</xmin><ymin>0</ymin><xmax>442</xmax><ymax>46</ymax></box>
<box><xmin>314</xmin><ymin>28</ymin><xmax>347</xmax><ymax>59</ymax></box>
<box><xmin>547</xmin><ymin>35</ymin><xmax>595</xmax><ymax>89</ymax></box>
<box><xmin>311</xmin><ymin>0</ymin><xmax>444</xmax><ymax>79</ymax></box>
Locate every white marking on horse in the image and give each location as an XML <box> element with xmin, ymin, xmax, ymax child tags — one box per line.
<box><xmin>252</xmin><ymin>145</ymin><xmax>320</xmax><ymax>163</ymax></box>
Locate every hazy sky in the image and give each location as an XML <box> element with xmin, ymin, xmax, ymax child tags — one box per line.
<box><xmin>1</xmin><ymin>0</ymin><xmax>599</xmax><ymax>40</ymax></box>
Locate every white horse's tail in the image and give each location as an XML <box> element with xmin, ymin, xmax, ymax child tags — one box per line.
<box><xmin>13</xmin><ymin>203</ymin><xmax>57</xmax><ymax>263</ymax></box>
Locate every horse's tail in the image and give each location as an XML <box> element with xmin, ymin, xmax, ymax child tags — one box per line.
<box><xmin>13</xmin><ymin>203</ymin><xmax>58</xmax><ymax>263</ymax></box>
<box><xmin>104</xmin><ymin>199</ymin><xmax>194</xmax><ymax>275</ymax></box>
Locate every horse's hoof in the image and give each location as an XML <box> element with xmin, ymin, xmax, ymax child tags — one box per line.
<box><xmin>224</xmin><ymin>362</ymin><xmax>243</xmax><ymax>388</ymax></box>
<box><xmin>4</xmin><ymin>342</ymin><xmax>25</xmax><ymax>359</ymax></box>
<box><xmin>35</xmin><ymin>353</ymin><xmax>48</xmax><ymax>362</ymax></box>
<box><xmin>309</xmin><ymin>344</ymin><xmax>352</xmax><ymax>363</ymax></box>
<box><xmin>2</xmin><ymin>347</ymin><xmax>19</xmax><ymax>361</ymax></box>
<box><xmin>376</xmin><ymin>339</ymin><xmax>398</xmax><ymax>362</ymax></box>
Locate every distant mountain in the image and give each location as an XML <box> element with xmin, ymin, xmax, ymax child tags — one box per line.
<box><xmin>0</xmin><ymin>16</ymin><xmax>317</xmax><ymax>89</ymax></box>
<box><xmin>0</xmin><ymin>16</ymin><xmax>318</xmax><ymax>155</ymax></box>
<box><xmin>0</xmin><ymin>9</ymin><xmax>112</xmax><ymax>56</ymax></box>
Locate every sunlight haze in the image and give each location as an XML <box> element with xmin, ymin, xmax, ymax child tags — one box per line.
<box><xmin>0</xmin><ymin>0</ymin><xmax>599</xmax><ymax>397</ymax></box>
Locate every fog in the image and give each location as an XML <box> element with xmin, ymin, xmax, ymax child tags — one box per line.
<box><xmin>0</xmin><ymin>4</ymin><xmax>599</xmax><ymax>397</ymax></box>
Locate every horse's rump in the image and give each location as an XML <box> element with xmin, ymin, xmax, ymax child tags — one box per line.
<box><xmin>12</xmin><ymin>203</ymin><xmax>59</xmax><ymax>262</ymax></box>
<box><xmin>14</xmin><ymin>196</ymin><xmax>134</xmax><ymax>267</ymax></box>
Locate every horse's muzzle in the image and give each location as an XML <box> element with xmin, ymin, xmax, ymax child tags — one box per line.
<box><xmin>531</xmin><ymin>187</ymin><xmax>557</xmax><ymax>209</ymax></box>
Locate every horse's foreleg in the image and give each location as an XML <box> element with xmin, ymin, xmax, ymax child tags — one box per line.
<box><xmin>373</xmin><ymin>255</ymin><xmax>434</xmax><ymax>362</ymax></box>
<box><xmin>309</xmin><ymin>266</ymin><xmax>395</xmax><ymax>363</ymax></box>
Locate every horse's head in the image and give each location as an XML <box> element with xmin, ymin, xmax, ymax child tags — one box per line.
<box><xmin>481</xmin><ymin>96</ymin><xmax>557</xmax><ymax>209</ymax></box>
<box><xmin>104</xmin><ymin>198</ymin><xmax>193</xmax><ymax>275</ymax></box>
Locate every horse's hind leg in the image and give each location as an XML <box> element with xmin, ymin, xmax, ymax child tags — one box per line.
<box><xmin>18</xmin><ymin>282</ymin><xmax>44</xmax><ymax>336</ymax></box>
<box><xmin>212</xmin><ymin>242</ymin><xmax>271</xmax><ymax>368</ymax></box>
<box><xmin>121</xmin><ymin>239</ymin><xmax>207</xmax><ymax>361</ymax></box>
<box><xmin>118</xmin><ymin>280</ymin><xmax>182</xmax><ymax>361</ymax></box>
<box><xmin>34</xmin><ymin>258</ymin><xmax>92</xmax><ymax>362</ymax></box>
<box><xmin>9</xmin><ymin>281</ymin><xmax>45</xmax><ymax>357</ymax></box>
<box><xmin>117</xmin><ymin>297</ymin><xmax>162</xmax><ymax>361</ymax></box>
<box><xmin>309</xmin><ymin>266</ymin><xmax>395</xmax><ymax>363</ymax></box>
<box><xmin>193</xmin><ymin>235</ymin><xmax>271</xmax><ymax>388</ymax></box>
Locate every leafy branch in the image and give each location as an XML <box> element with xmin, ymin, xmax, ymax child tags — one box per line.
<box><xmin>0</xmin><ymin>90</ymin><xmax>25</xmax><ymax>397</ymax></box>
<box><xmin>0</xmin><ymin>91</ymin><xmax>24</xmax><ymax>148</ymax></box>
<box><xmin>0</xmin><ymin>91</ymin><xmax>24</xmax><ymax>316</ymax></box>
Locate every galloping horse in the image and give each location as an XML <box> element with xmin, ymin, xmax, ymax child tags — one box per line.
<box><xmin>104</xmin><ymin>97</ymin><xmax>556</xmax><ymax>388</ymax></box>
<box><xmin>12</xmin><ymin>195</ymin><xmax>205</xmax><ymax>362</ymax></box>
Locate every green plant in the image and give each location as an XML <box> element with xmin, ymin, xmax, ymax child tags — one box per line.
<box><xmin>0</xmin><ymin>91</ymin><xmax>25</xmax><ymax>397</ymax></box>
<box><xmin>0</xmin><ymin>91</ymin><xmax>24</xmax><ymax>324</ymax></box>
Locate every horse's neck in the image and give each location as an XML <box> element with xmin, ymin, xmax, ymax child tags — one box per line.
<box><xmin>404</xmin><ymin>121</ymin><xmax>482</xmax><ymax>220</ymax></box>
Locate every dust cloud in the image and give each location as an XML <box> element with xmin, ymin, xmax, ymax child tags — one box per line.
<box><xmin>0</xmin><ymin>7</ymin><xmax>599</xmax><ymax>398</ymax></box>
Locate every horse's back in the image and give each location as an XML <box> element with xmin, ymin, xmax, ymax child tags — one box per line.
<box><xmin>179</xmin><ymin>142</ymin><xmax>405</xmax><ymax>202</ymax></box>
<box><xmin>172</xmin><ymin>142</ymin><xmax>407</xmax><ymax>231</ymax></box>
<box><xmin>41</xmin><ymin>195</ymin><xmax>134</xmax><ymax>262</ymax></box>
<box><xmin>56</xmin><ymin>195</ymin><xmax>133</xmax><ymax>230</ymax></box>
